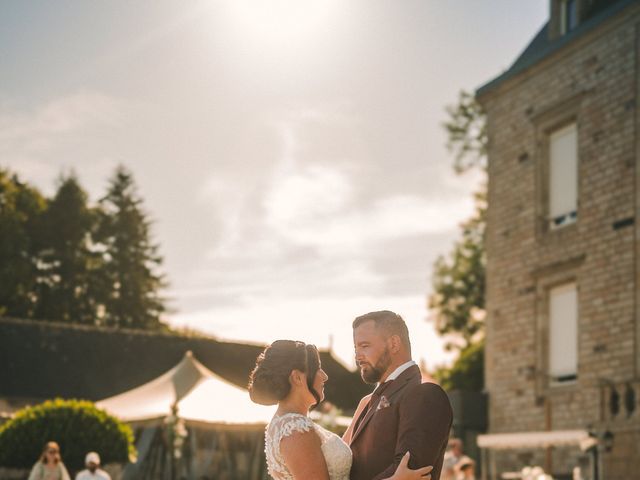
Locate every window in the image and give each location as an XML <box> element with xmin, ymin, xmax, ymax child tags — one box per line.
<box><xmin>549</xmin><ymin>123</ymin><xmax>578</xmax><ymax>229</ymax></box>
<box><xmin>560</xmin><ymin>0</ymin><xmax>578</xmax><ymax>35</ymax></box>
<box><xmin>549</xmin><ymin>283</ymin><xmax>578</xmax><ymax>383</ymax></box>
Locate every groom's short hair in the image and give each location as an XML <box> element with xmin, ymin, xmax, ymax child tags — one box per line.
<box><xmin>352</xmin><ymin>310</ymin><xmax>411</xmax><ymax>353</ymax></box>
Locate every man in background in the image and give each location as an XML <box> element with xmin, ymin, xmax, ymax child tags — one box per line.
<box><xmin>442</xmin><ymin>438</ymin><xmax>464</xmax><ymax>480</ymax></box>
<box><xmin>75</xmin><ymin>452</ymin><xmax>111</xmax><ymax>480</ymax></box>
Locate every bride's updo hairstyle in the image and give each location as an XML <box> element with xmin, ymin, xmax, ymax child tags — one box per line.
<box><xmin>249</xmin><ymin>340</ymin><xmax>321</xmax><ymax>406</ymax></box>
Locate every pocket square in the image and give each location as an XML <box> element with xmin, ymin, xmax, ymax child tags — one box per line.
<box><xmin>376</xmin><ymin>395</ymin><xmax>390</xmax><ymax>410</ymax></box>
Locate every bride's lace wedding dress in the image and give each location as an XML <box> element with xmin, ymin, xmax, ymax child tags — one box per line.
<box><xmin>265</xmin><ymin>412</ymin><xmax>352</xmax><ymax>480</ymax></box>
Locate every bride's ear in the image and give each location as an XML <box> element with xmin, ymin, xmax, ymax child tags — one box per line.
<box><xmin>289</xmin><ymin>369</ymin><xmax>306</xmax><ymax>387</ymax></box>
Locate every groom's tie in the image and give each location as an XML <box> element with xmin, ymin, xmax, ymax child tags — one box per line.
<box><xmin>371</xmin><ymin>380</ymin><xmax>392</xmax><ymax>404</ymax></box>
<box><xmin>353</xmin><ymin>380</ymin><xmax>393</xmax><ymax>435</ymax></box>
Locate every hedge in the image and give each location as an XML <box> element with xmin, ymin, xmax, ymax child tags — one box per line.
<box><xmin>0</xmin><ymin>399</ymin><xmax>135</xmax><ymax>471</ymax></box>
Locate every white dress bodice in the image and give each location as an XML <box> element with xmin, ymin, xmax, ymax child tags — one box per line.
<box><xmin>264</xmin><ymin>413</ymin><xmax>352</xmax><ymax>480</ymax></box>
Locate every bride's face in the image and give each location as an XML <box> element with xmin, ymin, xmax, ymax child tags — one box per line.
<box><xmin>311</xmin><ymin>368</ymin><xmax>329</xmax><ymax>402</ymax></box>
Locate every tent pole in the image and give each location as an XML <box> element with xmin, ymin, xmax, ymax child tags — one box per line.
<box><xmin>490</xmin><ymin>449</ymin><xmax>496</xmax><ymax>480</ymax></box>
<box><xmin>481</xmin><ymin>448</ymin><xmax>488</xmax><ymax>480</ymax></box>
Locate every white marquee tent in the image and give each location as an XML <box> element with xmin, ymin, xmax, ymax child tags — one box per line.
<box><xmin>97</xmin><ymin>351</ymin><xmax>275</xmax><ymax>425</ymax></box>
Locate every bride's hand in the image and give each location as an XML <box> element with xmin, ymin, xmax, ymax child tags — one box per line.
<box><xmin>389</xmin><ymin>452</ymin><xmax>433</xmax><ymax>480</ymax></box>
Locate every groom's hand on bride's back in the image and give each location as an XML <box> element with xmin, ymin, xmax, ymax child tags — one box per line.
<box><xmin>389</xmin><ymin>452</ymin><xmax>433</xmax><ymax>480</ymax></box>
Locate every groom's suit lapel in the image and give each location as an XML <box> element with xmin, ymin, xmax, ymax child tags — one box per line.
<box><xmin>349</xmin><ymin>365</ymin><xmax>421</xmax><ymax>445</ymax></box>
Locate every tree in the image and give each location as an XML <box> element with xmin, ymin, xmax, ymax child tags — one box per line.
<box><xmin>432</xmin><ymin>339</ymin><xmax>484</xmax><ymax>392</ymax></box>
<box><xmin>429</xmin><ymin>90</ymin><xmax>487</xmax><ymax>390</ymax></box>
<box><xmin>97</xmin><ymin>166</ymin><xmax>167</xmax><ymax>330</ymax></box>
<box><xmin>443</xmin><ymin>90</ymin><xmax>487</xmax><ymax>174</ymax></box>
<box><xmin>0</xmin><ymin>398</ymin><xmax>135</xmax><ymax>471</ymax></box>
<box><xmin>35</xmin><ymin>173</ymin><xmax>102</xmax><ymax>324</ymax></box>
<box><xmin>429</xmin><ymin>189</ymin><xmax>486</xmax><ymax>350</ymax></box>
<box><xmin>0</xmin><ymin>170</ymin><xmax>46</xmax><ymax>318</ymax></box>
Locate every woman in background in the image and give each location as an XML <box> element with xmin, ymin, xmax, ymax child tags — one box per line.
<box><xmin>28</xmin><ymin>441</ymin><xmax>71</xmax><ymax>480</ymax></box>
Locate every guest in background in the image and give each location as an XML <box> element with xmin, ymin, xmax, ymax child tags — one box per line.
<box><xmin>455</xmin><ymin>456</ymin><xmax>476</xmax><ymax>480</ymax></box>
<box><xmin>441</xmin><ymin>438</ymin><xmax>464</xmax><ymax>480</ymax></box>
<box><xmin>75</xmin><ymin>452</ymin><xmax>111</xmax><ymax>480</ymax></box>
<box><xmin>28</xmin><ymin>441</ymin><xmax>71</xmax><ymax>480</ymax></box>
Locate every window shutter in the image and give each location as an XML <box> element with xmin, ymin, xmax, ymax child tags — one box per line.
<box><xmin>549</xmin><ymin>123</ymin><xmax>578</xmax><ymax>224</ymax></box>
<box><xmin>549</xmin><ymin>283</ymin><xmax>578</xmax><ymax>381</ymax></box>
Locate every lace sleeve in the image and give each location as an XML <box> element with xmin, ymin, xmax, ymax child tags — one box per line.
<box><xmin>274</xmin><ymin>414</ymin><xmax>314</xmax><ymax>448</ymax></box>
<box><xmin>265</xmin><ymin>414</ymin><xmax>316</xmax><ymax>479</ymax></box>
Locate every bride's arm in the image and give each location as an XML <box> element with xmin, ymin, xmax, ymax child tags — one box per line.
<box><xmin>280</xmin><ymin>429</ymin><xmax>330</xmax><ymax>480</ymax></box>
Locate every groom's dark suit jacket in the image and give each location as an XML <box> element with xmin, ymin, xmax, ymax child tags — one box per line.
<box><xmin>349</xmin><ymin>365</ymin><xmax>452</xmax><ymax>480</ymax></box>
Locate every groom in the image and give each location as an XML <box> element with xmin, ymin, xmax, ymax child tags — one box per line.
<box><xmin>346</xmin><ymin>310</ymin><xmax>452</xmax><ymax>480</ymax></box>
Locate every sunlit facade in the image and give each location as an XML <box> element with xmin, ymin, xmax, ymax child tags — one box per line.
<box><xmin>478</xmin><ymin>1</ymin><xmax>640</xmax><ymax>478</ymax></box>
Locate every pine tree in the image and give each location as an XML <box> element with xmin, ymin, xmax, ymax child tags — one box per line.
<box><xmin>98</xmin><ymin>166</ymin><xmax>167</xmax><ymax>330</ymax></box>
<box><xmin>0</xmin><ymin>170</ymin><xmax>46</xmax><ymax>318</ymax></box>
<box><xmin>35</xmin><ymin>173</ymin><xmax>101</xmax><ymax>324</ymax></box>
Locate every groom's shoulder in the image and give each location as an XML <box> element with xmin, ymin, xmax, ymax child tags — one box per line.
<box><xmin>404</xmin><ymin>382</ymin><xmax>452</xmax><ymax>410</ymax></box>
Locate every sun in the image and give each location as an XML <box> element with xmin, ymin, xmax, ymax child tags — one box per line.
<box><xmin>224</xmin><ymin>0</ymin><xmax>341</xmax><ymax>51</ymax></box>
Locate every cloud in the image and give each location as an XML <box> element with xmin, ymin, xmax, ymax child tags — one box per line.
<box><xmin>261</xmin><ymin>116</ymin><xmax>476</xmax><ymax>251</ymax></box>
<box><xmin>265</xmin><ymin>172</ymin><xmax>474</xmax><ymax>253</ymax></box>
<box><xmin>174</xmin><ymin>106</ymin><xmax>479</xmax><ymax>316</ymax></box>
<box><xmin>264</xmin><ymin>163</ymin><xmax>354</xmax><ymax>243</ymax></box>
<box><xmin>0</xmin><ymin>91</ymin><xmax>123</xmax><ymax>194</ymax></box>
<box><xmin>0</xmin><ymin>91</ymin><xmax>121</xmax><ymax>148</ymax></box>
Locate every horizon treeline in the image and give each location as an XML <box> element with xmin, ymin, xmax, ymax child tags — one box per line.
<box><xmin>0</xmin><ymin>165</ymin><xmax>168</xmax><ymax>331</ymax></box>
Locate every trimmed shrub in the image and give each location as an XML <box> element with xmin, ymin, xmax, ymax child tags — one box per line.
<box><xmin>0</xmin><ymin>398</ymin><xmax>135</xmax><ymax>471</ymax></box>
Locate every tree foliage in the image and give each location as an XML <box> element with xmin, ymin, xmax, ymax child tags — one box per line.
<box><xmin>0</xmin><ymin>170</ymin><xmax>46</xmax><ymax>318</ymax></box>
<box><xmin>433</xmin><ymin>339</ymin><xmax>484</xmax><ymax>392</ymax></box>
<box><xmin>36</xmin><ymin>174</ymin><xmax>102</xmax><ymax>324</ymax></box>
<box><xmin>429</xmin><ymin>90</ymin><xmax>487</xmax><ymax>391</ymax></box>
<box><xmin>0</xmin><ymin>398</ymin><xmax>135</xmax><ymax>471</ymax></box>
<box><xmin>429</xmin><ymin>189</ymin><xmax>486</xmax><ymax>350</ymax></box>
<box><xmin>97</xmin><ymin>166</ymin><xmax>167</xmax><ymax>330</ymax></box>
<box><xmin>443</xmin><ymin>90</ymin><xmax>487</xmax><ymax>174</ymax></box>
<box><xmin>0</xmin><ymin>165</ymin><xmax>168</xmax><ymax>331</ymax></box>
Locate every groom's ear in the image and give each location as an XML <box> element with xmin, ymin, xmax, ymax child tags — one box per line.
<box><xmin>388</xmin><ymin>334</ymin><xmax>402</xmax><ymax>354</ymax></box>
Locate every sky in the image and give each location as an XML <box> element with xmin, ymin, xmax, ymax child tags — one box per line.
<box><xmin>0</xmin><ymin>1</ymin><xmax>548</xmax><ymax>371</ymax></box>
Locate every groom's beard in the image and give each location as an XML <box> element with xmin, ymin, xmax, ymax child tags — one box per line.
<box><xmin>359</xmin><ymin>347</ymin><xmax>391</xmax><ymax>384</ymax></box>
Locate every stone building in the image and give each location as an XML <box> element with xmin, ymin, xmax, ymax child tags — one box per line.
<box><xmin>476</xmin><ymin>0</ymin><xmax>640</xmax><ymax>478</ymax></box>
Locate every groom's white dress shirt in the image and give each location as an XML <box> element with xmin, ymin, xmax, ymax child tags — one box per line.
<box><xmin>381</xmin><ymin>360</ymin><xmax>416</xmax><ymax>385</ymax></box>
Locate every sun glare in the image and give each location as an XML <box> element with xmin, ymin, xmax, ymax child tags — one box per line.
<box><xmin>225</xmin><ymin>0</ymin><xmax>341</xmax><ymax>51</ymax></box>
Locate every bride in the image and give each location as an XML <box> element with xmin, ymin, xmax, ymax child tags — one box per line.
<box><xmin>249</xmin><ymin>340</ymin><xmax>433</xmax><ymax>480</ymax></box>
